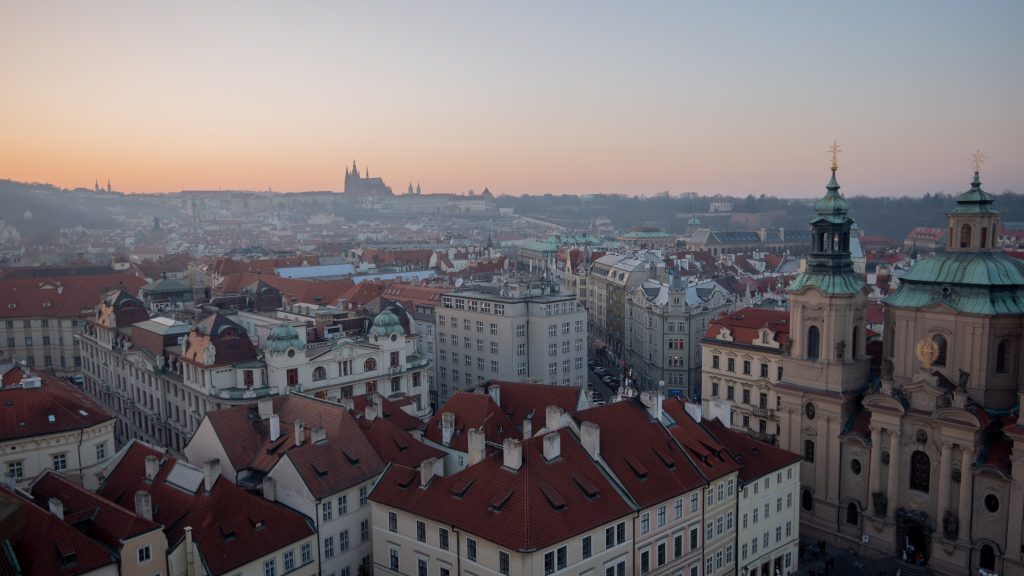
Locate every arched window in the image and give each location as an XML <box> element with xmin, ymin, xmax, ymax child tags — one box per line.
<box><xmin>960</xmin><ymin>224</ymin><xmax>972</xmax><ymax>248</ymax></box>
<box><xmin>364</xmin><ymin>358</ymin><xmax>377</xmax><ymax>372</ymax></box>
<box><xmin>807</xmin><ymin>326</ymin><xmax>820</xmax><ymax>360</ymax></box>
<box><xmin>312</xmin><ymin>366</ymin><xmax>327</xmax><ymax>381</ymax></box>
<box><xmin>980</xmin><ymin>544</ymin><xmax>996</xmax><ymax>571</ymax></box>
<box><xmin>802</xmin><ymin>489</ymin><xmax>813</xmax><ymax>511</ymax></box>
<box><xmin>933</xmin><ymin>335</ymin><xmax>947</xmax><ymax>367</ymax></box>
<box><xmin>996</xmin><ymin>339</ymin><xmax>1011</xmax><ymax>374</ymax></box>
<box><xmin>910</xmin><ymin>451</ymin><xmax>931</xmax><ymax>493</ymax></box>
<box><xmin>846</xmin><ymin>502</ymin><xmax>859</xmax><ymax>525</ymax></box>
<box><xmin>852</xmin><ymin>326</ymin><xmax>860</xmax><ymax>359</ymax></box>
<box><xmin>805</xmin><ymin>439</ymin><xmax>815</xmax><ymax>463</ymax></box>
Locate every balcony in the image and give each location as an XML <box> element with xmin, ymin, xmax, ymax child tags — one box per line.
<box><xmin>752</xmin><ymin>407</ymin><xmax>772</xmax><ymax>418</ymax></box>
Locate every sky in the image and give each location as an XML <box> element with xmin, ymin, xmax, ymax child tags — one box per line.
<box><xmin>1</xmin><ymin>1</ymin><xmax>1022</xmax><ymax>198</ymax></box>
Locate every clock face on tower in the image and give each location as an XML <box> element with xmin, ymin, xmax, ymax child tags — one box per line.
<box><xmin>805</xmin><ymin>403</ymin><xmax>816</xmax><ymax>420</ymax></box>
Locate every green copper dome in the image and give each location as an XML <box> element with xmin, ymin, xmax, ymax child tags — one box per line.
<box><xmin>266</xmin><ymin>323</ymin><xmax>302</xmax><ymax>352</ymax></box>
<box><xmin>951</xmin><ymin>172</ymin><xmax>998</xmax><ymax>215</ymax></box>
<box><xmin>883</xmin><ymin>252</ymin><xmax>1024</xmax><ymax>315</ymax></box>
<box><xmin>369</xmin><ymin>308</ymin><xmax>405</xmax><ymax>338</ymax></box>
<box><xmin>812</xmin><ymin>170</ymin><xmax>851</xmax><ymax>224</ymax></box>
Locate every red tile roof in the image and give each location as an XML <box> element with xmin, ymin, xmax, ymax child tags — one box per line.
<box><xmin>354</xmin><ymin>415</ymin><xmax>445</xmax><ymax>469</ymax></box>
<box><xmin>29</xmin><ymin>471</ymin><xmax>161</xmax><ymax>549</ymax></box>
<box><xmin>0</xmin><ymin>273</ymin><xmax>145</xmax><ymax>320</ymax></box>
<box><xmin>371</xmin><ymin>429</ymin><xmax>633</xmax><ymax>551</ymax></box>
<box><xmin>202</xmin><ymin>395</ymin><xmax>386</xmax><ymax>499</ymax></box>
<box><xmin>0</xmin><ymin>486</ymin><xmax>116</xmax><ymax>576</ymax></box>
<box><xmin>702</xmin><ymin>419</ymin><xmax>801</xmax><ymax>483</ymax></box>
<box><xmin>94</xmin><ymin>290</ymin><xmax>150</xmax><ymax>329</ymax></box>
<box><xmin>704</xmin><ymin>307</ymin><xmax>789</xmax><ymax>349</ymax></box>
<box><xmin>348</xmin><ymin>394</ymin><xmax>425</xmax><ymax>432</ymax></box>
<box><xmin>341</xmin><ymin>282</ymin><xmax>388</xmax><ymax>309</ymax></box>
<box><xmin>215</xmin><ymin>272</ymin><xmax>353</xmax><ymax>306</ymax></box>
<box><xmin>424</xmin><ymin>393</ymin><xmax>520</xmax><ymax>452</ymax></box>
<box><xmin>575</xmin><ymin>400</ymin><xmax>706</xmax><ymax>507</ymax></box>
<box><xmin>182</xmin><ymin>314</ymin><xmax>258</xmax><ymax>368</ymax></box>
<box><xmin>0</xmin><ymin>372</ymin><xmax>114</xmax><ymax>441</ymax></box>
<box><xmin>98</xmin><ymin>442</ymin><xmax>314</xmax><ymax>575</ymax></box>
<box><xmin>481</xmin><ymin>381</ymin><xmax>581</xmax><ymax>432</ymax></box>
<box><xmin>662</xmin><ymin>398</ymin><xmax>742</xmax><ymax>481</ymax></box>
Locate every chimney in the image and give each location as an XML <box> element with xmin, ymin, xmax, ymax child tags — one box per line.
<box><xmin>468</xmin><ymin>428</ymin><xmax>486</xmax><ymax>466</ymax></box>
<box><xmin>684</xmin><ymin>401</ymin><xmax>703</xmax><ymax>423</ymax></box>
<box><xmin>441</xmin><ymin>412</ymin><xmax>455</xmax><ymax>447</ymax></box>
<box><xmin>339</xmin><ymin>397</ymin><xmax>355</xmax><ymax>411</ymax></box>
<box><xmin>203</xmin><ymin>458</ymin><xmax>221</xmax><ymax>492</ymax></box>
<box><xmin>262</xmin><ymin>476</ymin><xmax>276</xmax><ymax>502</ymax></box>
<box><xmin>640</xmin><ymin>390</ymin><xmax>663</xmax><ymax>421</ymax></box>
<box><xmin>134</xmin><ymin>490</ymin><xmax>153</xmax><ymax>520</ymax></box>
<box><xmin>545</xmin><ymin>405</ymin><xmax>564</xmax><ymax>431</ymax></box>
<box><xmin>294</xmin><ymin>420</ymin><xmax>305</xmax><ymax>446</ymax></box>
<box><xmin>269</xmin><ymin>414</ymin><xmax>281</xmax><ymax>441</ymax></box>
<box><xmin>581</xmin><ymin>421</ymin><xmax>600</xmax><ymax>460</ymax></box>
<box><xmin>365</xmin><ymin>404</ymin><xmax>378</xmax><ymax>422</ymax></box>
<box><xmin>522</xmin><ymin>416</ymin><xmax>533</xmax><ymax>439</ymax></box>
<box><xmin>185</xmin><ymin>526</ymin><xmax>196</xmax><ymax>576</ymax></box>
<box><xmin>488</xmin><ymin>383</ymin><xmax>501</xmax><ymax>406</ymax></box>
<box><xmin>311</xmin><ymin>426</ymin><xmax>327</xmax><ymax>444</ymax></box>
<box><xmin>48</xmin><ymin>497</ymin><xmax>64</xmax><ymax>520</ymax></box>
<box><xmin>543</xmin><ymin>432</ymin><xmax>561</xmax><ymax>461</ymax></box>
<box><xmin>144</xmin><ymin>455</ymin><xmax>159</xmax><ymax>481</ymax></box>
<box><xmin>420</xmin><ymin>457</ymin><xmax>439</xmax><ymax>487</ymax></box>
<box><xmin>258</xmin><ymin>398</ymin><xmax>274</xmax><ymax>418</ymax></box>
<box><xmin>502</xmin><ymin>438</ymin><xmax>523</xmax><ymax>471</ymax></box>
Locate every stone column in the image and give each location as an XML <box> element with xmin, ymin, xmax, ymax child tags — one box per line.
<box><xmin>886</xmin><ymin>430</ymin><xmax>902</xmax><ymax>517</ymax></box>
<box><xmin>1005</xmin><ymin>449</ymin><xmax>1024</xmax><ymax>563</ymax></box>
<box><xmin>957</xmin><ymin>445</ymin><xmax>975</xmax><ymax>541</ymax></box>
<box><xmin>868</xmin><ymin>425</ymin><xmax>883</xmax><ymax>512</ymax></box>
<box><xmin>937</xmin><ymin>441</ymin><xmax>953</xmax><ymax>532</ymax></box>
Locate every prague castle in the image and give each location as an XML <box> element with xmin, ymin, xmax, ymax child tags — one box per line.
<box><xmin>344</xmin><ymin>160</ymin><xmax>394</xmax><ymax>197</ymax></box>
<box><xmin>775</xmin><ymin>153</ymin><xmax>1024</xmax><ymax>575</ymax></box>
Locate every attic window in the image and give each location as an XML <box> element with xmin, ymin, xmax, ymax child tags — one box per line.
<box><xmin>218</xmin><ymin>521</ymin><xmax>237</xmax><ymax>540</ymax></box>
<box><xmin>489</xmin><ymin>487</ymin><xmax>516</xmax><ymax>511</ymax></box>
<box><xmin>452</xmin><ymin>477</ymin><xmax>475</xmax><ymax>498</ymax></box>
<box><xmin>397</xmin><ymin>469</ymin><xmax>419</xmax><ymax>488</ymax></box>
<box><xmin>55</xmin><ymin>541</ymin><xmax>77</xmax><ymax>566</ymax></box>
<box><xmin>391</xmin><ymin>437</ymin><xmax>409</xmax><ymax>452</ymax></box>
<box><xmin>311</xmin><ymin>462</ymin><xmax>329</xmax><ymax>477</ymax></box>
<box><xmin>652</xmin><ymin>445</ymin><xmax>676</xmax><ymax>469</ymax></box>
<box><xmin>625</xmin><ymin>455</ymin><xmax>649</xmax><ymax>479</ymax></box>
<box><xmin>78</xmin><ymin>409</ymin><xmax>89</xmax><ymax>417</ymax></box>
<box><xmin>342</xmin><ymin>449</ymin><xmax>360</xmax><ymax>465</ymax></box>
<box><xmin>47</xmin><ymin>414</ymin><xmax>56</xmax><ymax>423</ymax></box>
<box><xmin>538</xmin><ymin>481</ymin><xmax>566</xmax><ymax>510</ymax></box>
<box><xmin>42</xmin><ymin>301</ymin><xmax>52</xmax><ymax>308</ymax></box>
<box><xmin>7</xmin><ymin>303</ymin><xmax>14</xmax><ymax>309</ymax></box>
<box><xmin>572</xmin><ymin>474</ymin><xmax>600</xmax><ymax>499</ymax></box>
<box><xmin>266</xmin><ymin>437</ymin><xmax>287</xmax><ymax>454</ymax></box>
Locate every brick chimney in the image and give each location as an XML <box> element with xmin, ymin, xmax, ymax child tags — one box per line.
<box><xmin>269</xmin><ymin>414</ymin><xmax>281</xmax><ymax>441</ymax></box>
<box><xmin>262</xmin><ymin>476</ymin><xmax>276</xmax><ymax>502</ymax></box>
<box><xmin>134</xmin><ymin>490</ymin><xmax>153</xmax><ymax>520</ymax></box>
<box><xmin>420</xmin><ymin>457</ymin><xmax>440</xmax><ymax>487</ymax></box>
<box><xmin>503</xmin><ymin>438</ymin><xmax>522</xmax><ymax>471</ymax></box>
<box><xmin>488</xmin><ymin>384</ymin><xmax>501</xmax><ymax>407</ymax></box>
<box><xmin>144</xmin><ymin>455</ymin><xmax>159</xmax><ymax>481</ymax></box>
<box><xmin>48</xmin><ymin>497</ymin><xmax>64</xmax><ymax>520</ymax></box>
<box><xmin>441</xmin><ymin>412</ymin><xmax>455</xmax><ymax>447</ymax></box>
<box><xmin>468</xmin><ymin>428</ymin><xmax>486</xmax><ymax>466</ymax></box>
<box><xmin>310</xmin><ymin>426</ymin><xmax>327</xmax><ymax>444</ymax></box>
<box><xmin>365</xmin><ymin>404</ymin><xmax>378</xmax><ymax>422</ymax></box>
<box><xmin>543</xmin><ymin>432</ymin><xmax>561</xmax><ymax>461</ymax></box>
<box><xmin>581</xmin><ymin>421</ymin><xmax>600</xmax><ymax>460</ymax></box>
<box><xmin>545</xmin><ymin>405</ymin><xmax>564</xmax><ymax>431</ymax></box>
<box><xmin>294</xmin><ymin>420</ymin><xmax>305</xmax><ymax>446</ymax></box>
<box><xmin>522</xmin><ymin>415</ymin><xmax>533</xmax><ymax>439</ymax></box>
<box><xmin>258</xmin><ymin>398</ymin><xmax>274</xmax><ymax>418</ymax></box>
<box><xmin>203</xmin><ymin>458</ymin><xmax>221</xmax><ymax>492</ymax></box>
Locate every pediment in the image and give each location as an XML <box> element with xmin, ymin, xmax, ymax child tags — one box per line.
<box><xmin>933</xmin><ymin>407</ymin><xmax>982</xmax><ymax>430</ymax></box>
<box><xmin>863</xmin><ymin>392</ymin><xmax>906</xmax><ymax>415</ymax></box>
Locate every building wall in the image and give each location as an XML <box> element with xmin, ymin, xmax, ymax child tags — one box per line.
<box><xmin>0</xmin><ymin>420</ymin><xmax>115</xmax><ymax>490</ymax></box>
<box><xmin>1</xmin><ymin>316</ymin><xmax>82</xmax><ymax>375</ymax></box>
<box><xmin>120</xmin><ymin>530</ymin><xmax>170</xmax><ymax>576</ymax></box>
<box><xmin>702</xmin><ymin>473</ymin><xmax>739</xmax><ymax>576</ymax></box>
<box><xmin>701</xmin><ymin>343</ymin><xmax>785</xmax><ymax>445</ymax></box>
<box><xmin>632</xmin><ymin>490</ymin><xmax>705</xmax><ymax>576</ymax></box>
<box><xmin>737</xmin><ymin>463</ymin><xmax>800</xmax><ymax>576</ymax></box>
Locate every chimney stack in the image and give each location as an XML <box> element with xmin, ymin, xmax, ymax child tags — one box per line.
<box><xmin>269</xmin><ymin>414</ymin><xmax>281</xmax><ymax>441</ymax></box>
<box><xmin>543</xmin><ymin>432</ymin><xmax>561</xmax><ymax>461</ymax></box>
<box><xmin>203</xmin><ymin>458</ymin><xmax>221</xmax><ymax>492</ymax></box>
<box><xmin>294</xmin><ymin>420</ymin><xmax>305</xmax><ymax>446</ymax></box>
<box><xmin>488</xmin><ymin>384</ymin><xmax>501</xmax><ymax>407</ymax></box>
<box><xmin>365</xmin><ymin>404</ymin><xmax>378</xmax><ymax>422</ymax></box>
<box><xmin>522</xmin><ymin>415</ymin><xmax>533</xmax><ymax>439</ymax></box>
<box><xmin>545</xmin><ymin>405</ymin><xmax>564</xmax><ymax>431</ymax></box>
<box><xmin>468</xmin><ymin>428</ymin><xmax>486</xmax><ymax>466</ymax></box>
<box><xmin>258</xmin><ymin>398</ymin><xmax>274</xmax><ymax>418</ymax></box>
<box><xmin>262</xmin><ymin>476</ymin><xmax>276</xmax><ymax>502</ymax></box>
<box><xmin>134</xmin><ymin>490</ymin><xmax>153</xmax><ymax>520</ymax></box>
<box><xmin>420</xmin><ymin>457</ymin><xmax>439</xmax><ymax>487</ymax></box>
<box><xmin>144</xmin><ymin>455</ymin><xmax>159</xmax><ymax>481</ymax></box>
<box><xmin>441</xmin><ymin>412</ymin><xmax>455</xmax><ymax>447</ymax></box>
<box><xmin>48</xmin><ymin>497</ymin><xmax>64</xmax><ymax>520</ymax></box>
<box><xmin>581</xmin><ymin>421</ymin><xmax>600</xmax><ymax>460</ymax></box>
<box><xmin>684</xmin><ymin>401</ymin><xmax>702</xmax><ymax>423</ymax></box>
<box><xmin>311</xmin><ymin>426</ymin><xmax>327</xmax><ymax>444</ymax></box>
<box><xmin>502</xmin><ymin>438</ymin><xmax>523</xmax><ymax>471</ymax></box>
<box><xmin>339</xmin><ymin>397</ymin><xmax>355</xmax><ymax>411</ymax></box>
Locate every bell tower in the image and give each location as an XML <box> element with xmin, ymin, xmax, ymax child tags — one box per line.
<box><xmin>777</xmin><ymin>144</ymin><xmax>870</xmax><ymax>538</ymax></box>
<box><xmin>947</xmin><ymin>151</ymin><xmax>1000</xmax><ymax>252</ymax></box>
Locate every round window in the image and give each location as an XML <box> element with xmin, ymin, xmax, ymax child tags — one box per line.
<box><xmin>391</xmin><ymin>333</ymin><xmax>398</xmax><ymax>342</ymax></box>
<box><xmin>287</xmin><ymin>349</ymin><xmax>295</xmax><ymax>358</ymax></box>
<box><xmin>805</xmin><ymin>403</ymin><xmax>816</xmax><ymax>420</ymax></box>
<box><xmin>850</xmin><ymin>459</ymin><xmax>862</xmax><ymax>475</ymax></box>
<box><xmin>985</xmin><ymin>493</ymin><xmax>999</xmax><ymax>513</ymax></box>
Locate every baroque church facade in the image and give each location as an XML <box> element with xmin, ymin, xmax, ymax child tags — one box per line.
<box><xmin>776</xmin><ymin>162</ymin><xmax>1024</xmax><ymax>575</ymax></box>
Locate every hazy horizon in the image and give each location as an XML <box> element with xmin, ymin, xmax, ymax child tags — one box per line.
<box><xmin>2</xmin><ymin>1</ymin><xmax>1022</xmax><ymax>198</ymax></box>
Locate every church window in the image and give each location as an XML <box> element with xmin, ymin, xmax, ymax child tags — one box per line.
<box><xmin>980</xmin><ymin>545</ymin><xmax>996</xmax><ymax>571</ymax></box>
<box><xmin>932</xmin><ymin>335</ymin><xmax>947</xmax><ymax>367</ymax></box>
<box><xmin>960</xmin><ymin>224</ymin><xmax>972</xmax><ymax>248</ymax></box>
<box><xmin>981</xmin><ymin>227</ymin><xmax>988</xmax><ymax>248</ymax></box>
<box><xmin>804</xmin><ymin>403</ymin><xmax>815</xmax><ymax>420</ymax></box>
<box><xmin>804</xmin><ymin>440</ymin><xmax>815</xmax><ymax>463</ymax></box>
<box><xmin>807</xmin><ymin>326</ymin><xmax>820</xmax><ymax>360</ymax></box>
<box><xmin>312</xmin><ymin>366</ymin><xmax>327</xmax><ymax>381</ymax></box>
<box><xmin>996</xmin><ymin>339</ymin><xmax>1011</xmax><ymax>374</ymax></box>
<box><xmin>850</xmin><ymin>459</ymin><xmax>861</xmax><ymax>475</ymax></box>
<box><xmin>364</xmin><ymin>358</ymin><xmax>377</xmax><ymax>372</ymax></box>
<box><xmin>801</xmin><ymin>490</ymin><xmax>813</xmax><ymax>511</ymax></box>
<box><xmin>984</xmin><ymin>494</ymin><xmax>999</xmax><ymax>513</ymax></box>
<box><xmin>852</xmin><ymin>326</ymin><xmax>860</xmax><ymax>359</ymax></box>
<box><xmin>910</xmin><ymin>451</ymin><xmax>930</xmax><ymax>492</ymax></box>
<box><xmin>845</xmin><ymin>503</ymin><xmax>859</xmax><ymax>526</ymax></box>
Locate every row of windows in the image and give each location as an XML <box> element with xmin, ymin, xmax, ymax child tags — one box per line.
<box><xmin>639</xmin><ymin>494</ymin><xmax>701</xmax><ymax>536</ymax></box>
<box><xmin>262</xmin><ymin>542</ymin><xmax>314</xmax><ymax>576</ymax></box>
<box><xmin>440</xmin><ymin>299</ymin><xmax>506</xmax><ymax>316</ymax></box>
<box><xmin>3</xmin><ymin>319</ymin><xmax>78</xmax><ymax>328</ymax></box>
<box><xmin>710</xmin><ymin>356</ymin><xmax>782</xmax><ymax>380</ymax></box>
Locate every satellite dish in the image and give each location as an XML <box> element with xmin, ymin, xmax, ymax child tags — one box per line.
<box><xmin>454</xmin><ymin>278</ymin><xmax>464</xmax><ymax>288</ymax></box>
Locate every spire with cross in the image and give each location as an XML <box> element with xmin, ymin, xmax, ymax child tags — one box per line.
<box><xmin>970</xmin><ymin>149</ymin><xmax>986</xmax><ymax>174</ymax></box>
<box><xmin>829</xmin><ymin>140</ymin><xmax>842</xmax><ymax>172</ymax></box>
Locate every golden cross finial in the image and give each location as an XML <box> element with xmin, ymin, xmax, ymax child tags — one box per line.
<box><xmin>970</xmin><ymin>149</ymin><xmax>986</xmax><ymax>173</ymax></box>
<box><xmin>829</xmin><ymin>141</ymin><xmax>842</xmax><ymax>171</ymax></box>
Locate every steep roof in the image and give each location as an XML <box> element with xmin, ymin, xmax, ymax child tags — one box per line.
<box><xmin>182</xmin><ymin>314</ymin><xmax>258</xmax><ymax>368</ymax></box>
<box><xmin>371</xmin><ymin>429</ymin><xmax>633</xmax><ymax>551</ymax></box>
<box><xmin>480</xmin><ymin>381</ymin><xmax>582</xmax><ymax>431</ymax></box>
<box><xmin>30</xmin><ymin>471</ymin><xmax>162</xmax><ymax>549</ymax></box>
<box><xmin>702</xmin><ymin>419</ymin><xmax>801</xmax><ymax>483</ymax></box>
<box><xmin>354</xmin><ymin>414</ymin><xmax>445</xmax><ymax>469</ymax></box>
<box><xmin>348</xmin><ymin>394</ymin><xmax>425</xmax><ymax>432</ymax></box>
<box><xmin>662</xmin><ymin>398</ymin><xmax>742</xmax><ymax>481</ymax></box>
<box><xmin>0</xmin><ymin>273</ymin><xmax>145</xmax><ymax>320</ymax></box>
<box><xmin>0</xmin><ymin>372</ymin><xmax>114</xmax><ymax>441</ymax></box>
<box><xmin>215</xmin><ymin>272</ymin><xmax>353</xmax><ymax>306</ymax></box>
<box><xmin>424</xmin><ymin>393</ymin><xmax>520</xmax><ymax>452</ymax></box>
<box><xmin>703</xmin><ymin>307</ymin><xmax>789</xmax><ymax>350</ymax></box>
<box><xmin>98</xmin><ymin>442</ymin><xmax>314</xmax><ymax>575</ymax></box>
<box><xmin>575</xmin><ymin>400</ymin><xmax>706</xmax><ymax>507</ymax></box>
<box><xmin>0</xmin><ymin>486</ymin><xmax>116</xmax><ymax>576</ymax></box>
<box><xmin>202</xmin><ymin>395</ymin><xmax>386</xmax><ymax>498</ymax></box>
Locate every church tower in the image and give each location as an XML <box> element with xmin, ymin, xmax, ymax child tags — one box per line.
<box><xmin>777</xmin><ymin>145</ymin><xmax>870</xmax><ymax>537</ymax></box>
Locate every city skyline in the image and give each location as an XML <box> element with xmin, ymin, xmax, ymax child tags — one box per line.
<box><xmin>2</xmin><ymin>1</ymin><xmax>1022</xmax><ymax>197</ymax></box>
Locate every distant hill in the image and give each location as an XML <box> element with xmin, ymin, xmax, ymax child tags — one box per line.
<box><xmin>0</xmin><ymin>180</ymin><xmax>117</xmax><ymax>238</ymax></box>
